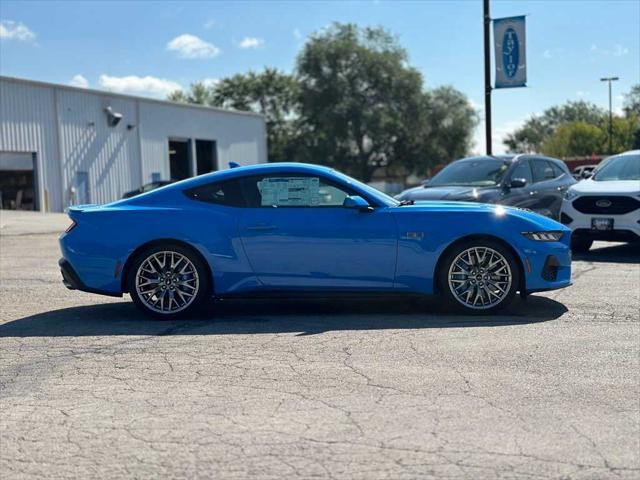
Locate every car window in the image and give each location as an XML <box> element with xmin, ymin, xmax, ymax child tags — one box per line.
<box><xmin>242</xmin><ymin>174</ymin><xmax>354</xmax><ymax>207</ymax></box>
<box><xmin>184</xmin><ymin>178</ymin><xmax>246</xmax><ymax>207</ymax></box>
<box><xmin>510</xmin><ymin>160</ymin><xmax>533</xmax><ymax>184</ymax></box>
<box><xmin>549</xmin><ymin>162</ymin><xmax>565</xmax><ymax>178</ymax></box>
<box><xmin>531</xmin><ymin>159</ymin><xmax>557</xmax><ymax>183</ymax></box>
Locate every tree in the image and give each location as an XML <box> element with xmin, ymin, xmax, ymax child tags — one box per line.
<box><xmin>168</xmin><ymin>69</ymin><xmax>299</xmax><ymax>162</ymax></box>
<box><xmin>504</xmin><ymin>101</ymin><xmax>606</xmax><ymax>153</ymax></box>
<box><xmin>540</xmin><ymin>122</ymin><xmax>605</xmax><ymax>158</ymax></box>
<box><xmin>295</xmin><ymin>23</ymin><xmax>476</xmax><ymax>181</ymax></box>
<box><xmin>623</xmin><ymin>84</ymin><xmax>640</xmax><ymax>119</ymax></box>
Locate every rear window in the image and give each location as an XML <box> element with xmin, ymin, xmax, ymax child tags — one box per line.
<box><xmin>184</xmin><ymin>179</ymin><xmax>246</xmax><ymax>207</ymax></box>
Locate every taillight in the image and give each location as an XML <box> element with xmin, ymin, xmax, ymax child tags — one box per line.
<box><xmin>65</xmin><ymin>220</ymin><xmax>77</xmax><ymax>233</ymax></box>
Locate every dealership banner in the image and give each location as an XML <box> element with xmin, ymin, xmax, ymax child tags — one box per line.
<box><xmin>493</xmin><ymin>16</ymin><xmax>526</xmax><ymax>88</ymax></box>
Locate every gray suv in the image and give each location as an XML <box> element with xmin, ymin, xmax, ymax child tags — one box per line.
<box><xmin>395</xmin><ymin>154</ymin><xmax>576</xmax><ymax>220</ymax></box>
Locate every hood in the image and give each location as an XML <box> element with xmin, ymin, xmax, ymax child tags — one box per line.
<box><xmin>392</xmin><ymin>201</ymin><xmax>568</xmax><ymax>232</ymax></box>
<box><xmin>570</xmin><ymin>179</ymin><xmax>640</xmax><ymax>195</ymax></box>
<box><xmin>396</xmin><ymin>185</ymin><xmax>498</xmax><ymax>201</ymax></box>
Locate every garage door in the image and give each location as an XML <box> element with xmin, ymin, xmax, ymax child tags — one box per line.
<box><xmin>0</xmin><ymin>152</ymin><xmax>37</xmax><ymax>210</ymax></box>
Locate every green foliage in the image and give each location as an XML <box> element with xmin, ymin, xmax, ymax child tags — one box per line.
<box><xmin>623</xmin><ymin>84</ymin><xmax>640</xmax><ymax>119</ymax></box>
<box><xmin>540</xmin><ymin>116</ymin><xmax>639</xmax><ymax>157</ymax></box>
<box><xmin>168</xmin><ymin>23</ymin><xmax>478</xmax><ymax>181</ymax></box>
<box><xmin>504</xmin><ymin>101</ymin><xmax>606</xmax><ymax>153</ymax></box>
<box><xmin>540</xmin><ymin>122</ymin><xmax>605</xmax><ymax>158</ymax></box>
<box><xmin>295</xmin><ymin>23</ymin><xmax>476</xmax><ymax>181</ymax></box>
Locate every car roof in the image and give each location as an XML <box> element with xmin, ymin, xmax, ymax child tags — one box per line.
<box><xmin>143</xmin><ymin>162</ymin><xmax>337</xmax><ymax>195</ymax></box>
<box><xmin>454</xmin><ymin>155</ymin><xmax>518</xmax><ymax>163</ymax></box>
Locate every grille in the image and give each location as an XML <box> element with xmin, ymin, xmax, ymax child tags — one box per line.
<box><xmin>572</xmin><ymin>195</ymin><xmax>639</xmax><ymax>215</ymax></box>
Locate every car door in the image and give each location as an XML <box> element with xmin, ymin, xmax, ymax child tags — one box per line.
<box><xmin>500</xmin><ymin>158</ymin><xmax>537</xmax><ymax>209</ymax></box>
<box><xmin>238</xmin><ymin>173</ymin><xmax>398</xmax><ymax>289</ymax></box>
<box><xmin>528</xmin><ymin>158</ymin><xmax>564</xmax><ymax>218</ymax></box>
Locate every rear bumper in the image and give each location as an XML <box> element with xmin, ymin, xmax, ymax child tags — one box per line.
<box><xmin>59</xmin><ymin>258</ymin><xmax>122</xmax><ymax>297</ymax></box>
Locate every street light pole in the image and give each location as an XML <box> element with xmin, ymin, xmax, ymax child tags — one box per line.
<box><xmin>600</xmin><ymin>76</ymin><xmax>619</xmax><ymax>155</ymax></box>
<box><xmin>483</xmin><ymin>0</ymin><xmax>492</xmax><ymax>156</ymax></box>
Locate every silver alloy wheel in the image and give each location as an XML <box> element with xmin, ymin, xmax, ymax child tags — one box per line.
<box><xmin>135</xmin><ymin>251</ymin><xmax>199</xmax><ymax>314</ymax></box>
<box><xmin>447</xmin><ymin>246</ymin><xmax>512</xmax><ymax>310</ymax></box>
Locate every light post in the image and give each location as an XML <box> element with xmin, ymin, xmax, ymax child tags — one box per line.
<box><xmin>600</xmin><ymin>76</ymin><xmax>619</xmax><ymax>155</ymax></box>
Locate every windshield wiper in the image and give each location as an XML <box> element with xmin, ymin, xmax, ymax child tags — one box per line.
<box><xmin>398</xmin><ymin>199</ymin><xmax>414</xmax><ymax>206</ymax></box>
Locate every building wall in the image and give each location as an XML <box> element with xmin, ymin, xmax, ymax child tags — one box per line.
<box><xmin>0</xmin><ymin>77</ymin><xmax>267</xmax><ymax>212</ymax></box>
<box><xmin>0</xmin><ymin>79</ymin><xmax>62</xmax><ymax>211</ymax></box>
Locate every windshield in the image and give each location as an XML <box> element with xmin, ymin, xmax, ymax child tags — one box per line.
<box><xmin>593</xmin><ymin>154</ymin><xmax>640</xmax><ymax>181</ymax></box>
<box><xmin>332</xmin><ymin>170</ymin><xmax>400</xmax><ymax>207</ymax></box>
<box><xmin>428</xmin><ymin>158</ymin><xmax>510</xmax><ymax>187</ymax></box>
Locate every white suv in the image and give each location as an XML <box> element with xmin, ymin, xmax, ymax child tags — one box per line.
<box><xmin>561</xmin><ymin>150</ymin><xmax>640</xmax><ymax>253</ymax></box>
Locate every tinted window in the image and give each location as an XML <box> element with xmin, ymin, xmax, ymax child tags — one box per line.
<box><xmin>184</xmin><ymin>179</ymin><xmax>246</xmax><ymax>207</ymax></box>
<box><xmin>242</xmin><ymin>174</ymin><xmax>354</xmax><ymax>207</ymax></box>
<box><xmin>593</xmin><ymin>154</ymin><xmax>640</xmax><ymax>181</ymax></box>
<box><xmin>532</xmin><ymin>160</ymin><xmax>557</xmax><ymax>183</ymax></box>
<box><xmin>428</xmin><ymin>158</ymin><xmax>510</xmax><ymax>187</ymax></box>
<box><xmin>549</xmin><ymin>162</ymin><xmax>565</xmax><ymax>178</ymax></box>
<box><xmin>510</xmin><ymin>160</ymin><xmax>533</xmax><ymax>184</ymax></box>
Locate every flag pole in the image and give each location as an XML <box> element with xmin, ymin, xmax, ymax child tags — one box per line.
<box><xmin>483</xmin><ymin>0</ymin><xmax>493</xmax><ymax>155</ymax></box>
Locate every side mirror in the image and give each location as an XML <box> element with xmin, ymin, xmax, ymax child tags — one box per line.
<box><xmin>343</xmin><ymin>195</ymin><xmax>373</xmax><ymax>212</ymax></box>
<box><xmin>508</xmin><ymin>178</ymin><xmax>527</xmax><ymax>189</ymax></box>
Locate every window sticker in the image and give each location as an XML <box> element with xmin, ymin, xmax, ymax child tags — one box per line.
<box><xmin>258</xmin><ymin>177</ymin><xmax>320</xmax><ymax>206</ymax></box>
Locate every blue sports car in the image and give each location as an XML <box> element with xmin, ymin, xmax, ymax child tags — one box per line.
<box><xmin>59</xmin><ymin>163</ymin><xmax>572</xmax><ymax>317</ymax></box>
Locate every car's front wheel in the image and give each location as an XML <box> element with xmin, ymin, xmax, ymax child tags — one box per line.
<box><xmin>439</xmin><ymin>240</ymin><xmax>520</xmax><ymax>314</ymax></box>
<box><xmin>127</xmin><ymin>244</ymin><xmax>209</xmax><ymax>318</ymax></box>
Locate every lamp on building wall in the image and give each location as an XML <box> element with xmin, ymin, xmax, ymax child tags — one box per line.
<box><xmin>104</xmin><ymin>106</ymin><xmax>122</xmax><ymax>127</ymax></box>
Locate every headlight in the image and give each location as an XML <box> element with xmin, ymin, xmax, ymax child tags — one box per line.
<box><xmin>564</xmin><ymin>189</ymin><xmax>578</xmax><ymax>200</ymax></box>
<box><xmin>522</xmin><ymin>231</ymin><xmax>564</xmax><ymax>242</ymax></box>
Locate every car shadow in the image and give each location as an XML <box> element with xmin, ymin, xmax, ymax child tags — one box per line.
<box><xmin>0</xmin><ymin>295</ymin><xmax>567</xmax><ymax>338</ymax></box>
<box><xmin>573</xmin><ymin>242</ymin><xmax>639</xmax><ymax>264</ymax></box>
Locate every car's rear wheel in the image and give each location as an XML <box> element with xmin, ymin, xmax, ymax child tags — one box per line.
<box><xmin>128</xmin><ymin>244</ymin><xmax>209</xmax><ymax>318</ymax></box>
<box><xmin>570</xmin><ymin>237</ymin><xmax>593</xmax><ymax>254</ymax></box>
<box><xmin>439</xmin><ymin>240</ymin><xmax>519</xmax><ymax>314</ymax></box>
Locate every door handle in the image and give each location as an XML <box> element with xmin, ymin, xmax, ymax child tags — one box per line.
<box><xmin>246</xmin><ymin>224</ymin><xmax>277</xmax><ymax>231</ymax></box>
<box><xmin>529</xmin><ymin>191</ymin><xmax>538</xmax><ymax>196</ymax></box>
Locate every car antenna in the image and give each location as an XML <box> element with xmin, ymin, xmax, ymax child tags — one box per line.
<box><xmin>228</xmin><ymin>161</ymin><xmax>241</xmax><ymax>169</ymax></box>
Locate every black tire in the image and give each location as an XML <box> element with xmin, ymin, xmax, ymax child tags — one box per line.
<box><xmin>127</xmin><ymin>243</ymin><xmax>210</xmax><ymax>319</ymax></box>
<box><xmin>438</xmin><ymin>239</ymin><xmax>520</xmax><ymax>315</ymax></box>
<box><xmin>571</xmin><ymin>237</ymin><xmax>593</xmax><ymax>254</ymax></box>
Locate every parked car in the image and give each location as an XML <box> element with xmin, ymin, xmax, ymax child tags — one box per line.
<box><xmin>561</xmin><ymin>150</ymin><xmax>640</xmax><ymax>253</ymax></box>
<box><xmin>572</xmin><ymin>165</ymin><xmax>597</xmax><ymax>180</ymax></box>
<box><xmin>59</xmin><ymin>163</ymin><xmax>572</xmax><ymax>318</ymax></box>
<box><xmin>122</xmin><ymin>180</ymin><xmax>174</xmax><ymax>199</ymax></box>
<box><xmin>395</xmin><ymin>155</ymin><xmax>576</xmax><ymax>220</ymax></box>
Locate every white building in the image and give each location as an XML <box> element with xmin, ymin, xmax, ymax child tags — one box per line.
<box><xmin>0</xmin><ymin>76</ymin><xmax>267</xmax><ymax>212</ymax></box>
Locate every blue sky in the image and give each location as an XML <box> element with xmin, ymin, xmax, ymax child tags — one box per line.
<box><xmin>1</xmin><ymin>0</ymin><xmax>638</xmax><ymax>153</ymax></box>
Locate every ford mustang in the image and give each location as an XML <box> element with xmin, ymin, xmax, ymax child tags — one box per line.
<box><xmin>59</xmin><ymin>163</ymin><xmax>572</xmax><ymax>317</ymax></box>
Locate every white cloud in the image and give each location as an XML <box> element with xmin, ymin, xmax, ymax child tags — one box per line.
<box><xmin>201</xmin><ymin>77</ymin><xmax>219</xmax><ymax>88</ymax></box>
<box><xmin>0</xmin><ymin>20</ymin><xmax>36</xmax><ymax>41</ymax></box>
<box><xmin>238</xmin><ymin>37</ymin><xmax>264</xmax><ymax>49</ymax></box>
<box><xmin>98</xmin><ymin>75</ymin><xmax>182</xmax><ymax>98</ymax></box>
<box><xmin>590</xmin><ymin>43</ymin><xmax>628</xmax><ymax>58</ymax></box>
<box><xmin>576</xmin><ymin>90</ymin><xmax>590</xmax><ymax>98</ymax></box>
<box><xmin>293</xmin><ymin>28</ymin><xmax>302</xmax><ymax>40</ymax></box>
<box><xmin>167</xmin><ymin>34</ymin><xmax>220</xmax><ymax>59</ymax></box>
<box><xmin>203</xmin><ymin>19</ymin><xmax>215</xmax><ymax>29</ymax></box>
<box><xmin>612</xmin><ymin>44</ymin><xmax>628</xmax><ymax>57</ymax></box>
<box><xmin>69</xmin><ymin>74</ymin><xmax>89</xmax><ymax>88</ymax></box>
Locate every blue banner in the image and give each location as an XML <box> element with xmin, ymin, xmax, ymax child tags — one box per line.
<box><xmin>494</xmin><ymin>16</ymin><xmax>527</xmax><ymax>88</ymax></box>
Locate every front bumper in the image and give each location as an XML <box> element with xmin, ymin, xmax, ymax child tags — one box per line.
<box><xmin>561</xmin><ymin>198</ymin><xmax>640</xmax><ymax>242</ymax></box>
<box><xmin>59</xmin><ymin>258</ymin><xmax>122</xmax><ymax>297</ymax></box>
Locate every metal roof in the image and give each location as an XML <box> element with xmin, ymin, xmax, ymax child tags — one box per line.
<box><xmin>0</xmin><ymin>75</ymin><xmax>264</xmax><ymax>118</ymax></box>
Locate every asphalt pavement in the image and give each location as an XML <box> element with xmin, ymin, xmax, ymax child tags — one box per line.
<box><xmin>1</xmin><ymin>210</ymin><xmax>638</xmax><ymax>479</ymax></box>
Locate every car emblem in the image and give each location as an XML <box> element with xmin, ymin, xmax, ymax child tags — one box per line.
<box><xmin>595</xmin><ymin>199</ymin><xmax>612</xmax><ymax>208</ymax></box>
